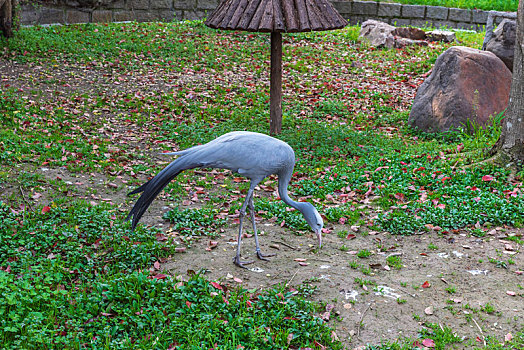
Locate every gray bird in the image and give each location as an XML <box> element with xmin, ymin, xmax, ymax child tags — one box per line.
<box><xmin>127</xmin><ymin>131</ymin><xmax>323</xmax><ymax>268</ymax></box>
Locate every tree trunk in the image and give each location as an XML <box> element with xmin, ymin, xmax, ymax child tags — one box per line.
<box><xmin>0</xmin><ymin>0</ymin><xmax>14</xmax><ymax>38</ymax></box>
<box><xmin>269</xmin><ymin>32</ymin><xmax>283</xmax><ymax>135</ymax></box>
<box><xmin>494</xmin><ymin>0</ymin><xmax>524</xmax><ymax>166</ymax></box>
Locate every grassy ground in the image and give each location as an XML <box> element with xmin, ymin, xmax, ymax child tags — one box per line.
<box><xmin>0</xmin><ymin>20</ymin><xmax>523</xmax><ymax>349</ymax></box>
<box><xmin>367</xmin><ymin>0</ymin><xmax>518</xmax><ymax>12</ymax></box>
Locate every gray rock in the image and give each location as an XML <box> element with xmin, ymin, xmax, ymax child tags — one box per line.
<box><xmin>359</xmin><ymin>19</ymin><xmax>395</xmax><ymax>47</ymax></box>
<box><xmin>378</xmin><ymin>3</ymin><xmax>401</xmax><ymax>17</ymax></box>
<box><xmin>485</xmin><ymin>19</ymin><xmax>516</xmax><ymax>72</ymax></box>
<box><xmin>426</xmin><ymin>30</ymin><xmax>456</xmax><ymax>43</ymax></box>
<box><xmin>426</xmin><ymin>6</ymin><xmax>448</xmax><ymax>20</ymax></box>
<box><xmin>401</xmin><ymin>4</ymin><xmax>425</xmax><ymax>18</ymax></box>
<box><xmin>448</xmin><ymin>8</ymin><xmax>471</xmax><ymax>22</ymax></box>
<box><xmin>352</xmin><ymin>0</ymin><xmax>378</xmax><ymax>16</ymax></box>
<box><xmin>409</xmin><ymin>46</ymin><xmax>511</xmax><ymax>133</ymax></box>
<box><xmin>387</xmin><ymin>37</ymin><xmax>428</xmax><ymax>49</ymax></box>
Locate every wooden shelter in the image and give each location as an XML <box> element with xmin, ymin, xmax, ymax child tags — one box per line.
<box><xmin>206</xmin><ymin>0</ymin><xmax>347</xmax><ymax>134</ymax></box>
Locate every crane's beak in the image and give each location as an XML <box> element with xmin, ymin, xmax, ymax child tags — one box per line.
<box><xmin>315</xmin><ymin>229</ymin><xmax>322</xmax><ymax>249</ymax></box>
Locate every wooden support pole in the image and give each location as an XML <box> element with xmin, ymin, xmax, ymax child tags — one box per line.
<box><xmin>270</xmin><ymin>31</ymin><xmax>282</xmax><ymax>135</ymax></box>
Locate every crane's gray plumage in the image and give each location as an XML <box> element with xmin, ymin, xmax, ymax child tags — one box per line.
<box><xmin>127</xmin><ymin>131</ymin><xmax>323</xmax><ymax>267</ymax></box>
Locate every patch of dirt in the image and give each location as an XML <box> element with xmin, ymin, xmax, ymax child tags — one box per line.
<box><xmin>162</xmin><ymin>221</ymin><xmax>523</xmax><ymax>349</ymax></box>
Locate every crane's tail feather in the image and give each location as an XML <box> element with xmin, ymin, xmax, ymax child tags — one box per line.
<box><xmin>127</xmin><ymin>181</ymin><xmax>150</xmax><ymax>196</ymax></box>
<box><xmin>126</xmin><ymin>157</ymin><xmax>193</xmax><ymax>230</ymax></box>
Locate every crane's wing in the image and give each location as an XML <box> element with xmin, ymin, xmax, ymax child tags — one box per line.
<box><xmin>127</xmin><ymin>131</ymin><xmax>295</xmax><ymax>229</ymax></box>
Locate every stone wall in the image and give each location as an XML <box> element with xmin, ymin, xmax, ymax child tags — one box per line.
<box><xmin>332</xmin><ymin>1</ymin><xmax>496</xmax><ymax>31</ymax></box>
<box><xmin>19</xmin><ymin>0</ymin><xmax>221</xmax><ymax>26</ymax></box>
<box><xmin>20</xmin><ymin>0</ymin><xmax>510</xmax><ymax>30</ymax></box>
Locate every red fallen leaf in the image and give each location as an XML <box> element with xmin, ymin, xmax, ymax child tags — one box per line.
<box><xmin>505</xmin><ymin>333</ymin><xmax>513</xmax><ymax>342</ymax></box>
<box><xmin>233</xmin><ymin>277</ymin><xmax>242</xmax><ymax>283</ymax></box>
<box><xmin>5</xmin><ymin>265</ymin><xmax>11</xmax><ymax>273</ymax></box>
<box><xmin>346</xmin><ymin>233</ymin><xmax>356</xmax><ymax>240</ymax></box>
<box><xmin>436</xmin><ymin>203</ymin><xmax>446</xmax><ymax>209</ymax></box>
<box><xmin>441</xmin><ymin>176</ymin><xmax>451</xmax><ymax>182</ymax></box>
<box><xmin>210</xmin><ymin>282</ymin><xmax>223</xmax><ymax>290</ymax></box>
<box><xmin>422</xmin><ymin>338</ymin><xmax>435</xmax><ymax>347</ymax></box>
<box><xmin>394</xmin><ymin>193</ymin><xmax>405</xmax><ymax>202</ymax></box>
<box><xmin>294</xmin><ymin>258</ymin><xmax>307</xmax><ymax>262</ymax></box>
<box><xmin>338</xmin><ymin>217</ymin><xmax>347</xmax><ymax>225</ymax></box>
<box><xmin>154</xmin><ymin>261</ymin><xmax>160</xmax><ymax>270</ymax></box>
<box><xmin>185</xmin><ymin>301</ymin><xmax>191</xmax><ymax>308</ymax></box>
<box><xmin>246</xmin><ymin>300</ymin><xmax>252</xmax><ymax>308</ymax></box>
<box><xmin>206</xmin><ymin>241</ymin><xmax>218</xmax><ymax>251</ymax></box>
<box><xmin>421</xmin><ymin>281</ymin><xmax>431</xmax><ymax>288</ymax></box>
<box><xmin>298</xmin><ymin>262</ymin><xmax>310</xmax><ymax>266</ymax></box>
<box><xmin>313</xmin><ymin>341</ymin><xmax>326</xmax><ymax>350</ymax></box>
<box><xmin>284</xmin><ymin>316</ymin><xmax>299</xmax><ymax>320</ymax></box>
<box><xmin>280</xmin><ymin>220</ymin><xmax>286</xmax><ymax>227</ymax></box>
<box><xmin>506</xmin><ymin>291</ymin><xmax>516</xmax><ymax>296</ymax></box>
<box><xmin>222</xmin><ymin>295</ymin><xmax>229</xmax><ymax>305</ymax></box>
<box><xmin>41</xmin><ymin>206</ymin><xmax>51</xmax><ymax>214</ymax></box>
<box><xmin>482</xmin><ymin>175</ymin><xmax>494</xmax><ymax>182</ymax></box>
<box><xmin>153</xmin><ymin>274</ymin><xmax>167</xmax><ymax>280</ymax></box>
<box><xmin>100</xmin><ymin>312</ymin><xmax>113</xmax><ymax>317</ymax></box>
<box><xmin>476</xmin><ymin>336</ymin><xmax>482</xmax><ymax>342</ymax></box>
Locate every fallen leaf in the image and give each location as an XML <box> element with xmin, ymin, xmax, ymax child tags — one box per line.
<box><xmin>424</xmin><ymin>306</ymin><xmax>434</xmax><ymax>315</ymax></box>
<box><xmin>421</xmin><ymin>281</ymin><xmax>431</xmax><ymax>288</ymax></box>
<box><xmin>505</xmin><ymin>333</ymin><xmax>513</xmax><ymax>342</ymax></box>
<box><xmin>422</xmin><ymin>338</ymin><xmax>435</xmax><ymax>347</ymax></box>
<box><xmin>41</xmin><ymin>206</ymin><xmax>51</xmax><ymax>214</ymax></box>
<box><xmin>154</xmin><ymin>261</ymin><xmax>160</xmax><ymax>270</ymax></box>
<box><xmin>482</xmin><ymin>175</ymin><xmax>494</xmax><ymax>182</ymax></box>
<box><xmin>210</xmin><ymin>282</ymin><xmax>223</xmax><ymax>290</ymax></box>
<box><xmin>506</xmin><ymin>291</ymin><xmax>516</xmax><ymax>296</ymax></box>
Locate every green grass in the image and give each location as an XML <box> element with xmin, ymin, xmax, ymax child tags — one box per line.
<box><xmin>368</xmin><ymin>0</ymin><xmax>518</xmax><ymax>12</ymax></box>
<box><xmin>0</xmin><ymin>200</ymin><xmax>340</xmax><ymax>349</ymax></box>
<box><xmin>0</xmin><ymin>19</ymin><xmax>522</xmax><ymax>349</ymax></box>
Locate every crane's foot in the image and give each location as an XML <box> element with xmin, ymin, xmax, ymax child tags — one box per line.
<box><xmin>233</xmin><ymin>255</ymin><xmax>254</xmax><ymax>269</ymax></box>
<box><xmin>256</xmin><ymin>250</ymin><xmax>276</xmax><ymax>261</ymax></box>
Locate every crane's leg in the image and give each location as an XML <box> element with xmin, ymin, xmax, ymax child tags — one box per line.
<box><xmin>233</xmin><ymin>186</ymin><xmax>256</xmax><ymax>268</ymax></box>
<box><xmin>249</xmin><ymin>196</ymin><xmax>275</xmax><ymax>261</ymax></box>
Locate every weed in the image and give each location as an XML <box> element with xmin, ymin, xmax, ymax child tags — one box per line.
<box><xmin>357</xmin><ymin>249</ymin><xmax>372</xmax><ymax>259</ymax></box>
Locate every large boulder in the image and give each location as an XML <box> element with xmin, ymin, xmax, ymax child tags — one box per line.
<box><xmin>485</xmin><ymin>19</ymin><xmax>516</xmax><ymax>72</ymax></box>
<box><xmin>408</xmin><ymin>46</ymin><xmax>512</xmax><ymax>133</ymax></box>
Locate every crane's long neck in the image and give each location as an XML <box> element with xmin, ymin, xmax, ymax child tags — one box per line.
<box><xmin>277</xmin><ymin>169</ymin><xmax>303</xmax><ymax>212</ymax></box>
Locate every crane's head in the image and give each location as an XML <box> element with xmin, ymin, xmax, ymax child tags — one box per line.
<box><xmin>299</xmin><ymin>202</ymin><xmax>324</xmax><ymax>248</ymax></box>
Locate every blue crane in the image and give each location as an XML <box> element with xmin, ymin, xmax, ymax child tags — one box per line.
<box><xmin>127</xmin><ymin>131</ymin><xmax>323</xmax><ymax>268</ymax></box>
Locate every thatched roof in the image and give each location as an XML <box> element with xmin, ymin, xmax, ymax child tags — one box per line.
<box><xmin>205</xmin><ymin>0</ymin><xmax>347</xmax><ymax>33</ymax></box>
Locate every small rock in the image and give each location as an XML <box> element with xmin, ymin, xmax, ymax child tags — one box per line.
<box><xmin>485</xmin><ymin>19</ymin><xmax>516</xmax><ymax>72</ymax></box>
<box><xmin>392</xmin><ymin>27</ymin><xmax>426</xmax><ymax>40</ymax></box>
<box><xmin>359</xmin><ymin>20</ymin><xmax>395</xmax><ymax>47</ymax></box>
<box><xmin>426</xmin><ymin>30</ymin><xmax>456</xmax><ymax>43</ymax></box>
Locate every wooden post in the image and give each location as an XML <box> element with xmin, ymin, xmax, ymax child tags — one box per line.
<box><xmin>270</xmin><ymin>32</ymin><xmax>282</xmax><ymax>135</ymax></box>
